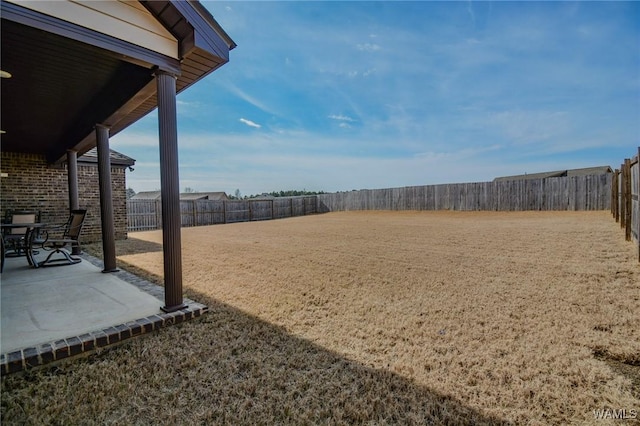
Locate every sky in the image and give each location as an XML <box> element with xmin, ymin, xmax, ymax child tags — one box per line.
<box><xmin>111</xmin><ymin>1</ymin><xmax>640</xmax><ymax>196</ymax></box>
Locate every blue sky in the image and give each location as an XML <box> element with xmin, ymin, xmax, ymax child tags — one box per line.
<box><xmin>112</xmin><ymin>1</ymin><xmax>640</xmax><ymax>196</ymax></box>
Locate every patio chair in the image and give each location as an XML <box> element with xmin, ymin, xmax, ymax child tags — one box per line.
<box><xmin>34</xmin><ymin>209</ymin><xmax>87</xmax><ymax>267</ymax></box>
<box><xmin>2</xmin><ymin>210</ymin><xmax>40</xmax><ymax>258</ymax></box>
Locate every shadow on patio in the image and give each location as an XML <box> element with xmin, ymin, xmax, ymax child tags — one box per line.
<box><xmin>0</xmin><ymin>250</ymin><xmax>206</xmax><ymax>374</ymax></box>
<box><xmin>1</xmin><ymin>285</ymin><xmax>509</xmax><ymax>424</ymax></box>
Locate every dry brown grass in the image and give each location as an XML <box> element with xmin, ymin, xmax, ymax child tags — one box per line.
<box><xmin>2</xmin><ymin>211</ymin><xmax>639</xmax><ymax>425</ymax></box>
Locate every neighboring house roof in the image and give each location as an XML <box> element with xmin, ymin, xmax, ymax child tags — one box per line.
<box><xmin>78</xmin><ymin>148</ymin><xmax>135</xmax><ymax>167</ymax></box>
<box><xmin>0</xmin><ymin>0</ymin><xmax>236</xmax><ymax>163</ymax></box>
<box><xmin>131</xmin><ymin>191</ymin><xmax>229</xmax><ymax>200</ymax></box>
<box><xmin>494</xmin><ymin>166</ymin><xmax>612</xmax><ymax>182</ymax></box>
<box><xmin>565</xmin><ymin>166</ymin><xmax>613</xmax><ymax>177</ymax></box>
<box><xmin>130</xmin><ymin>191</ymin><xmax>162</xmax><ymax>200</ymax></box>
<box><xmin>180</xmin><ymin>192</ymin><xmax>229</xmax><ymax>201</ymax></box>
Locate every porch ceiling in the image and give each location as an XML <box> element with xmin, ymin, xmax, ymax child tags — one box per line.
<box><xmin>1</xmin><ymin>19</ymin><xmax>154</xmax><ymax>162</ymax></box>
<box><xmin>0</xmin><ymin>0</ymin><xmax>235</xmax><ymax>164</ymax></box>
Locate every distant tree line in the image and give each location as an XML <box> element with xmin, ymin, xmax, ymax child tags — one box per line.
<box><xmin>228</xmin><ymin>189</ymin><xmax>325</xmax><ymax>200</ymax></box>
<box><xmin>127</xmin><ymin>187</ymin><xmax>324</xmax><ymax>201</ymax></box>
<box><xmin>263</xmin><ymin>190</ymin><xmax>326</xmax><ymax>198</ymax></box>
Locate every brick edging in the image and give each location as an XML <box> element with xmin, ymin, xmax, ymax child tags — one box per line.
<box><xmin>1</xmin><ymin>254</ymin><xmax>208</xmax><ymax>375</ymax></box>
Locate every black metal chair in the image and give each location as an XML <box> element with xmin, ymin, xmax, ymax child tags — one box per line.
<box><xmin>34</xmin><ymin>209</ymin><xmax>87</xmax><ymax>267</ymax></box>
<box><xmin>2</xmin><ymin>210</ymin><xmax>40</xmax><ymax>258</ymax></box>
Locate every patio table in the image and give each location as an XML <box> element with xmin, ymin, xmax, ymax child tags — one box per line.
<box><xmin>1</xmin><ymin>222</ymin><xmax>45</xmax><ymax>272</ymax></box>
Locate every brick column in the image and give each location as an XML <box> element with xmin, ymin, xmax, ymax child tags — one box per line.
<box><xmin>156</xmin><ymin>70</ymin><xmax>185</xmax><ymax>312</ymax></box>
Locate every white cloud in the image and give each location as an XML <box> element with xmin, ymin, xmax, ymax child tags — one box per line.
<box><xmin>487</xmin><ymin>110</ymin><xmax>569</xmax><ymax>145</ymax></box>
<box><xmin>119</xmin><ymin>2</ymin><xmax>638</xmax><ymax>195</ymax></box>
<box><xmin>111</xmin><ymin>132</ymin><xmax>158</xmax><ymax>148</ymax></box>
<box><xmin>176</xmin><ymin>99</ymin><xmax>202</xmax><ymax>116</ymax></box>
<box><xmin>328</xmin><ymin>114</ymin><xmax>356</xmax><ymax>122</ymax></box>
<box><xmin>225</xmin><ymin>83</ymin><xmax>279</xmax><ymax>116</ymax></box>
<box><xmin>239</xmin><ymin>118</ymin><xmax>262</xmax><ymax>128</ymax></box>
<box><xmin>356</xmin><ymin>43</ymin><xmax>381</xmax><ymax>52</ymax></box>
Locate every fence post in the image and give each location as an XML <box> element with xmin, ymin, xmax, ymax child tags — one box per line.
<box><xmin>192</xmin><ymin>200</ymin><xmax>197</xmax><ymax>227</ymax></box>
<box><xmin>155</xmin><ymin>199</ymin><xmax>162</xmax><ymax>230</ymax></box>
<box><xmin>615</xmin><ymin>171</ymin><xmax>619</xmax><ymax>217</ymax></box>
<box><xmin>620</xmin><ymin>164</ymin><xmax>625</xmax><ymax>228</ymax></box>
<box><xmin>624</xmin><ymin>159</ymin><xmax>632</xmax><ymax>241</ymax></box>
<box><xmin>611</xmin><ymin>170</ymin><xmax>616</xmax><ymax>218</ymax></box>
<box><xmin>223</xmin><ymin>200</ymin><xmax>227</xmax><ymax>224</ymax></box>
<box><xmin>637</xmin><ymin>147</ymin><xmax>640</xmax><ymax>262</ymax></box>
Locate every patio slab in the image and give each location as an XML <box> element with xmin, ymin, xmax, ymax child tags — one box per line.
<box><xmin>0</xmin><ymin>251</ymin><xmax>207</xmax><ymax>374</ymax></box>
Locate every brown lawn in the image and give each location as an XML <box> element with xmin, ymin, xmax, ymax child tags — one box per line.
<box><xmin>2</xmin><ymin>211</ymin><xmax>639</xmax><ymax>425</ymax></box>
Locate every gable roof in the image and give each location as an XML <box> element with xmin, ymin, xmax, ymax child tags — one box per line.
<box><xmin>78</xmin><ymin>148</ymin><xmax>135</xmax><ymax>167</ymax></box>
<box><xmin>0</xmin><ymin>0</ymin><xmax>235</xmax><ymax>163</ymax></box>
<box><xmin>494</xmin><ymin>166</ymin><xmax>613</xmax><ymax>182</ymax></box>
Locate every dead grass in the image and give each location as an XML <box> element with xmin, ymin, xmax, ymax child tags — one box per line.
<box><xmin>2</xmin><ymin>211</ymin><xmax>639</xmax><ymax>425</ymax></box>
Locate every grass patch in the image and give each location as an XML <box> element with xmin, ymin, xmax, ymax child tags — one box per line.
<box><xmin>3</xmin><ymin>211</ymin><xmax>639</xmax><ymax>424</ymax></box>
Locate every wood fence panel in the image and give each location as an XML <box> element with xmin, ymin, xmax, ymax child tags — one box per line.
<box><xmin>180</xmin><ymin>201</ymin><xmax>195</xmax><ymax>227</ymax></box>
<box><xmin>304</xmin><ymin>196</ymin><xmax>316</xmax><ymax>214</ymax></box>
<box><xmin>194</xmin><ymin>200</ymin><xmax>225</xmax><ymax>225</ymax></box>
<box><xmin>127</xmin><ymin>196</ymin><xmax>318</xmax><ymax>231</ymax></box>
<box><xmin>249</xmin><ymin>200</ymin><xmax>273</xmax><ymax>221</ymax></box>
<box><xmin>292</xmin><ymin>197</ymin><xmax>305</xmax><ymax>216</ymax></box>
<box><xmin>317</xmin><ymin>174</ymin><xmax>612</xmax><ymax>213</ymax></box>
<box><xmin>225</xmin><ymin>200</ymin><xmax>250</xmax><ymax>223</ymax></box>
<box><xmin>273</xmin><ymin>198</ymin><xmax>289</xmax><ymax>219</ymax></box>
<box><xmin>127</xmin><ymin>199</ymin><xmax>161</xmax><ymax>231</ymax></box>
<box><xmin>610</xmin><ymin>149</ymin><xmax>639</xmax><ymax>262</ymax></box>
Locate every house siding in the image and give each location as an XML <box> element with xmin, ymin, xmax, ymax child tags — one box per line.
<box><xmin>1</xmin><ymin>152</ymin><xmax>128</xmax><ymax>242</ymax></box>
<box><xmin>4</xmin><ymin>0</ymin><xmax>178</xmax><ymax>59</ymax></box>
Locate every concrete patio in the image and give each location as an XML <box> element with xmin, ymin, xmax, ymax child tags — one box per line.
<box><xmin>1</xmin><ymin>250</ymin><xmax>207</xmax><ymax>374</ymax></box>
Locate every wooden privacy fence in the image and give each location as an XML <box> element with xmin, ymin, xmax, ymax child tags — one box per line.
<box><xmin>318</xmin><ymin>174</ymin><xmax>612</xmax><ymax>213</ymax></box>
<box><xmin>611</xmin><ymin>147</ymin><xmax>640</xmax><ymax>262</ymax></box>
<box><xmin>127</xmin><ymin>196</ymin><xmax>317</xmax><ymax>231</ymax></box>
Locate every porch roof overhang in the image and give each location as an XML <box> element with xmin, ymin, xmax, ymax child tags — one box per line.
<box><xmin>0</xmin><ymin>0</ymin><xmax>236</xmax><ymax>164</ymax></box>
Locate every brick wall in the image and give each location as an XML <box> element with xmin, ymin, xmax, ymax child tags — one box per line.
<box><xmin>1</xmin><ymin>152</ymin><xmax>129</xmax><ymax>242</ymax></box>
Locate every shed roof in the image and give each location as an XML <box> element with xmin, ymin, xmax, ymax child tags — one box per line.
<box><xmin>131</xmin><ymin>191</ymin><xmax>229</xmax><ymax>201</ymax></box>
<box><xmin>130</xmin><ymin>191</ymin><xmax>162</xmax><ymax>200</ymax></box>
<box><xmin>494</xmin><ymin>166</ymin><xmax>612</xmax><ymax>182</ymax></box>
<box><xmin>565</xmin><ymin>166</ymin><xmax>613</xmax><ymax>177</ymax></box>
<box><xmin>179</xmin><ymin>192</ymin><xmax>229</xmax><ymax>201</ymax></box>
